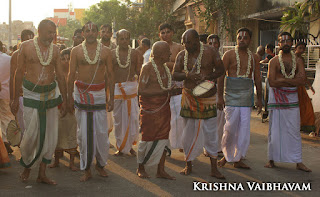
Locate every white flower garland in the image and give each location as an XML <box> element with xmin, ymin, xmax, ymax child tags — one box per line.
<box><xmin>279</xmin><ymin>50</ymin><xmax>296</xmax><ymax>79</ymax></box>
<box><xmin>116</xmin><ymin>45</ymin><xmax>132</xmax><ymax>68</ymax></box>
<box><xmin>151</xmin><ymin>58</ymin><xmax>172</xmax><ymax>90</ymax></box>
<box><xmin>33</xmin><ymin>37</ymin><xmax>53</xmax><ymax>66</ymax></box>
<box><xmin>235</xmin><ymin>46</ymin><xmax>252</xmax><ymax>78</ymax></box>
<box><xmin>184</xmin><ymin>42</ymin><xmax>204</xmax><ymax>74</ymax></box>
<box><xmin>82</xmin><ymin>40</ymin><xmax>101</xmax><ymax>65</ymax></box>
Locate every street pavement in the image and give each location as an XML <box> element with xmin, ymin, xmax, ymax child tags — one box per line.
<box><xmin>1</xmin><ymin>110</ymin><xmax>319</xmax><ymax>197</ymax></box>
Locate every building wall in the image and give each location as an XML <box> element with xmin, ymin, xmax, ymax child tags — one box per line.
<box><xmin>74</xmin><ymin>9</ymin><xmax>85</xmax><ymax>21</ymax></box>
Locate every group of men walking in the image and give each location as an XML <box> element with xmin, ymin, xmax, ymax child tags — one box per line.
<box><xmin>1</xmin><ymin>18</ymin><xmax>311</xmax><ymax>185</ymax></box>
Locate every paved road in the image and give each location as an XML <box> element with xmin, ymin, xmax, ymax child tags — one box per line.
<box><xmin>1</xmin><ymin>111</ymin><xmax>319</xmax><ymax>197</ymax></box>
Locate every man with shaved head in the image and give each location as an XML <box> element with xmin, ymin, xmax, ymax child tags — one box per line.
<box><xmin>173</xmin><ymin>29</ymin><xmax>225</xmax><ymax>179</ymax></box>
<box><xmin>68</xmin><ymin>21</ymin><xmax>114</xmax><ymax>181</ymax></box>
<box><xmin>11</xmin><ymin>19</ymin><xmax>67</xmax><ymax>185</ymax></box>
<box><xmin>112</xmin><ymin>29</ymin><xmax>142</xmax><ymax>156</ymax></box>
<box><xmin>137</xmin><ymin>41</ymin><xmax>175</xmax><ymax>180</ymax></box>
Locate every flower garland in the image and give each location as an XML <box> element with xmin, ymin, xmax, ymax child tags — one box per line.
<box><xmin>116</xmin><ymin>45</ymin><xmax>132</xmax><ymax>68</ymax></box>
<box><xmin>235</xmin><ymin>46</ymin><xmax>252</xmax><ymax>78</ymax></box>
<box><xmin>151</xmin><ymin>58</ymin><xmax>172</xmax><ymax>90</ymax></box>
<box><xmin>279</xmin><ymin>50</ymin><xmax>296</xmax><ymax>79</ymax></box>
<box><xmin>33</xmin><ymin>37</ymin><xmax>53</xmax><ymax>66</ymax></box>
<box><xmin>82</xmin><ymin>40</ymin><xmax>101</xmax><ymax>65</ymax></box>
<box><xmin>184</xmin><ymin>42</ymin><xmax>204</xmax><ymax>74</ymax></box>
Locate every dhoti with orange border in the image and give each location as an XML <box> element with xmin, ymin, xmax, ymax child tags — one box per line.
<box><xmin>74</xmin><ymin>81</ymin><xmax>109</xmax><ymax>170</ymax></box>
<box><xmin>113</xmin><ymin>81</ymin><xmax>139</xmax><ymax>154</ymax></box>
<box><xmin>180</xmin><ymin>89</ymin><xmax>218</xmax><ymax>162</ymax></box>
<box><xmin>137</xmin><ymin>95</ymin><xmax>171</xmax><ymax>166</ymax></box>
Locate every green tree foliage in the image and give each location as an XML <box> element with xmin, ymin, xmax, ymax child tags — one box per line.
<box><xmin>281</xmin><ymin>0</ymin><xmax>320</xmax><ymax>38</ymax></box>
<box><xmin>83</xmin><ymin>0</ymin><xmax>180</xmax><ymax>42</ymax></box>
<box><xmin>83</xmin><ymin>0</ymin><xmax>132</xmax><ymax>32</ymax></box>
<box><xmin>192</xmin><ymin>0</ymin><xmax>249</xmax><ymax>41</ymax></box>
<box><xmin>58</xmin><ymin>19</ymin><xmax>82</xmax><ymax>47</ymax></box>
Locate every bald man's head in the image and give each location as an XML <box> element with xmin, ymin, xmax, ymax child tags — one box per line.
<box><xmin>116</xmin><ymin>29</ymin><xmax>131</xmax><ymax>48</ymax></box>
<box><xmin>182</xmin><ymin>29</ymin><xmax>200</xmax><ymax>53</ymax></box>
<box><xmin>151</xmin><ymin>41</ymin><xmax>171</xmax><ymax>63</ymax></box>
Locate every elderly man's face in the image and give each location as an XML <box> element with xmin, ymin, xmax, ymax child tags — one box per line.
<box><xmin>182</xmin><ymin>35</ymin><xmax>199</xmax><ymax>53</ymax></box>
<box><xmin>39</xmin><ymin>24</ymin><xmax>56</xmax><ymax>46</ymax></box>
<box><xmin>117</xmin><ymin>32</ymin><xmax>130</xmax><ymax>48</ymax></box>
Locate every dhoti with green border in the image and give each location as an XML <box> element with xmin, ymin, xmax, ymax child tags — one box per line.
<box><xmin>20</xmin><ymin>79</ymin><xmax>62</xmax><ymax>168</ymax></box>
<box><xmin>74</xmin><ymin>80</ymin><xmax>109</xmax><ymax>170</ymax></box>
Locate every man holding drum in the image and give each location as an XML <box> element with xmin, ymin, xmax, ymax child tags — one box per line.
<box><xmin>173</xmin><ymin>29</ymin><xmax>225</xmax><ymax>179</ymax></box>
<box><xmin>217</xmin><ymin>27</ymin><xmax>262</xmax><ymax>169</ymax></box>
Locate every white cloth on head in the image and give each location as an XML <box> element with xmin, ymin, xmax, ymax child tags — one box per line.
<box><xmin>137</xmin><ymin>139</ymin><xmax>169</xmax><ymax>166</ymax></box>
<box><xmin>0</xmin><ymin>52</ymin><xmax>11</xmax><ymax>100</ymax></box>
<box><xmin>221</xmin><ymin>106</ymin><xmax>251</xmax><ymax>162</ymax></box>
<box><xmin>74</xmin><ymin>81</ymin><xmax>109</xmax><ymax>170</ymax></box>
<box><xmin>143</xmin><ymin>49</ymin><xmax>151</xmax><ymax>64</ymax></box>
<box><xmin>268</xmin><ymin>87</ymin><xmax>302</xmax><ymax>163</ymax></box>
<box><xmin>182</xmin><ymin>117</ymin><xmax>218</xmax><ymax>161</ymax></box>
<box><xmin>113</xmin><ymin>81</ymin><xmax>139</xmax><ymax>154</ymax></box>
<box><xmin>169</xmin><ymin>94</ymin><xmax>184</xmax><ymax>149</ymax></box>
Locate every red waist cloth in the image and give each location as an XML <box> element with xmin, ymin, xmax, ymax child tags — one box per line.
<box><xmin>139</xmin><ymin>95</ymin><xmax>171</xmax><ymax>141</ymax></box>
<box><xmin>75</xmin><ymin>80</ymin><xmax>105</xmax><ymax>92</ymax></box>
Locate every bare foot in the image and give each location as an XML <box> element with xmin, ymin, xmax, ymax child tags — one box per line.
<box><xmin>36</xmin><ymin>176</ymin><xmax>57</xmax><ymax>185</ymax></box>
<box><xmin>114</xmin><ymin>151</ymin><xmax>123</xmax><ymax>156</ymax></box>
<box><xmin>20</xmin><ymin>168</ymin><xmax>31</xmax><ymax>182</ymax></box>
<box><xmin>109</xmin><ymin>143</ymin><xmax>114</xmax><ymax>148</ymax></box>
<box><xmin>49</xmin><ymin>162</ymin><xmax>59</xmax><ymax>168</ymax></box>
<box><xmin>180</xmin><ymin>165</ymin><xmax>192</xmax><ymax>175</ymax></box>
<box><xmin>234</xmin><ymin>161</ymin><xmax>250</xmax><ymax>169</ymax></box>
<box><xmin>130</xmin><ymin>148</ymin><xmax>136</xmax><ymax>156</ymax></box>
<box><xmin>95</xmin><ymin>165</ymin><xmax>108</xmax><ymax>177</ymax></box>
<box><xmin>211</xmin><ymin>169</ymin><xmax>225</xmax><ymax>179</ymax></box>
<box><xmin>179</xmin><ymin>149</ymin><xmax>183</xmax><ymax>153</ymax></box>
<box><xmin>136</xmin><ymin>168</ymin><xmax>150</xmax><ymax>178</ymax></box>
<box><xmin>264</xmin><ymin>160</ymin><xmax>275</xmax><ymax>168</ymax></box>
<box><xmin>156</xmin><ymin>170</ymin><xmax>176</xmax><ymax>180</ymax></box>
<box><xmin>203</xmin><ymin>149</ymin><xmax>209</xmax><ymax>157</ymax></box>
<box><xmin>296</xmin><ymin>163</ymin><xmax>312</xmax><ymax>172</ymax></box>
<box><xmin>80</xmin><ymin>170</ymin><xmax>92</xmax><ymax>182</ymax></box>
<box><xmin>218</xmin><ymin>157</ymin><xmax>227</xmax><ymax>167</ymax></box>
<box><xmin>69</xmin><ymin>164</ymin><xmax>80</xmax><ymax>171</ymax></box>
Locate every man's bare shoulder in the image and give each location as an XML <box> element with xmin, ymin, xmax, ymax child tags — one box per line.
<box><xmin>71</xmin><ymin>44</ymin><xmax>82</xmax><ymax>54</ymax></box>
<box><xmin>142</xmin><ymin>62</ymin><xmax>152</xmax><ymax>71</ymax></box>
<box><xmin>11</xmin><ymin>50</ymin><xmax>18</xmax><ymax>59</ymax></box>
<box><xmin>101</xmin><ymin>45</ymin><xmax>111</xmax><ymax>54</ymax></box>
<box><xmin>269</xmin><ymin>55</ymin><xmax>279</xmax><ymax>65</ymax></box>
<box><xmin>20</xmin><ymin>39</ymin><xmax>33</xmax><ymax>50</ymax></box>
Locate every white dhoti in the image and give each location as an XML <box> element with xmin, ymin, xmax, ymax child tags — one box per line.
<box><xmin>222</xmin><ymin>77</ymin><xmax>254</xmax><ymax>162</ymax></box>
<box><xmin>169</xmin><ymin>94</ymin><xmax>184</xmax><ymax>149</ymax></box>
<box><xmin>221</xmin><ymin>107</ymin><xmax>251</xmax><ymax>162</ymax></box>
<box><xmin>74</xmin><ymin>81</ymin><xmax>109</xmax><ymax>170</ymax></box>
<box><xmin>20</xmin><ymin>79</ymin><xmax>61</xmax><ymax>168</ymax></box>
<box><xmin>182</xmin><ymin>117</ymin><xmax>218</xmax><ymax>161</ymax></box>
<box><xmin>0</xmin><ymin>99</ymin><xmax>14</xmax><ymax>142</ymax></box>
<box><xmin>268</xmin><ymin>87</ymin><xmax>302</xmax><ymax>163</ymax></box>
<box><xmin>180</xmin><ymin>89</ymin><xmax>219</xmax><ymax>161</ymax></box>
<box><xmin>17</xmin><ymin>96</ymin><xmax>25</xmax><ymax>140</ymax></box>
<box><xmin>113</xmin><ymin>81</ymin><xmax>139</xmax><ymax>154</ymax></box>
<box><xmin>216</xmin><ymin>109</ymin><xmax>225</xmax><ymax>152</ymax></box>
<box><xmin>137</xmin><ymin>140</ymin><xmax>169</xmax><ymax>167</ymax></box>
